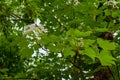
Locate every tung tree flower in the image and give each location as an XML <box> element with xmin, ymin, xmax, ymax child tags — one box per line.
<box><xmin>104</xmin><ymin>0</ymin><xmax>119</xmax><ymax>9</ymax></box>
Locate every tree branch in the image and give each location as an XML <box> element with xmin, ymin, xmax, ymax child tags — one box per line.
<box><xmin>70</xmin><ymin>59</ymin><xmax>86</xmax><ymax>80</ymax></box>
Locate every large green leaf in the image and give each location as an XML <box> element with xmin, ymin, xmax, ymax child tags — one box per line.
<box><xmin>97</xmin><ymin>38</ymin><xmax>116</xmax><ymax>50</ymax></box>
<box><xmin>97</xmin><ymin>50</ymin><xmax>116</xmax><ymax>66</ymax></box>
<box><xmin>84</xmin><ymin>39</ymin><xmax>95</xmax><ymax>46</ymax></box>
<box><xmin>47</xmin><ymin>43</ymin><xmax>63</xmax><ymax>53</ymax></box>
<box><xmin>85</xmin><ymin>47</ymin><xmax>97</xmax><ymax>61</ymax></box>
<box><xmin>63</xmin><ymin>47</ymin><xmax>75</xmax><ymax>58</ymax></box>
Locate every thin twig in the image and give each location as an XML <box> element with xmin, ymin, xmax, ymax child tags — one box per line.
<box><xmin>107</xmin><ymin>66</ymin><xmax>115</xmax><ymax>80</ymax></box>
<box><xmin>70</xmin><ymin>59</ymin><xmax>86</xmax><ymax>80</ymax></box>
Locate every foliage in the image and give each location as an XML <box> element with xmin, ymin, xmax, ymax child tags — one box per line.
<box><xmin>0</xmin><ymin>0</ymin><xmax>120</xmax><ymax>80</ymax></box>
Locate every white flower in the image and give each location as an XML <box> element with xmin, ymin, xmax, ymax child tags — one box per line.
<box><xmin>74</xmin><ymin>0</ymin><xmax>80</xmax><ymax>5</ymax></box>
<box><xmin>23</xmin><ymin>18</ymin><xmax>47</xmax><ymax>35</ymax></box>
<box><xmin>104</xmin><ymin>0</ymin><xmax>119</xmax><ymax>9</ymax></box>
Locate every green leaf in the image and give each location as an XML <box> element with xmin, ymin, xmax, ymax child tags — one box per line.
<box><xmin>85</xmin><ymin>47</ymin><xmax>97</xmax><ymax>61</ymax></box>
<box><xmin>92</xmin><ymin>45</ymin><xmax>99</xmax><ymax>55</ymax></box>
<box><xmin>96</xmin><ymin>28</ymin><xmax>108</xmax><ymax>32</ymax></box>
<box><xmin>20</xmin><ymin>48</ymin><xmax>33</xmax><ymax>59</ymax></box>
<box><xmin>104</xmin><ymin>9</ymin><xmax>111</xmax><ymax>16</ymax></box>
<box><xmin>97</xmin><ymin>38</ymin><xmax>116</xmax><ymax>50</ymax></box>
<box><xmin>47</xmin><ymin>43</ymin><xmax>63</xmax><ymax>53</ymax></box>
<box><xmin>112</xmin><ymin>10</ymin><xmax>119</xmax><ymax>18</ymax></box>
<box><xmin>48</xmin><ymin>35</ymin><xmax>60</xmax><ymax>42</ymax></box>
<box><xmin>97</xmin><ymin>50</ymin><xmax>116</xmax><ymax>66</ymax></box>
<box><xmin>0</xmin><ymin>68</ymin><xmax>8</xmax><ymax>74</ymax></box>
<box><xmin>84</xmin><ymin>39</ymin><xmax>95</xmax><ymax>46</ymax></box>
<box><xmin>66</xmin><ymin>29</ymin><xmax>92</xmax><ymax>37</ymax></box>
<box><xmin>63</xmin><ymin>48</ymin><xmax>75</xmax><ymax>58</ymax></box>
<box><xmin>69</xmin><ymin>38</ymin><xmax>76</xmax><ymax>47</ymax></box>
